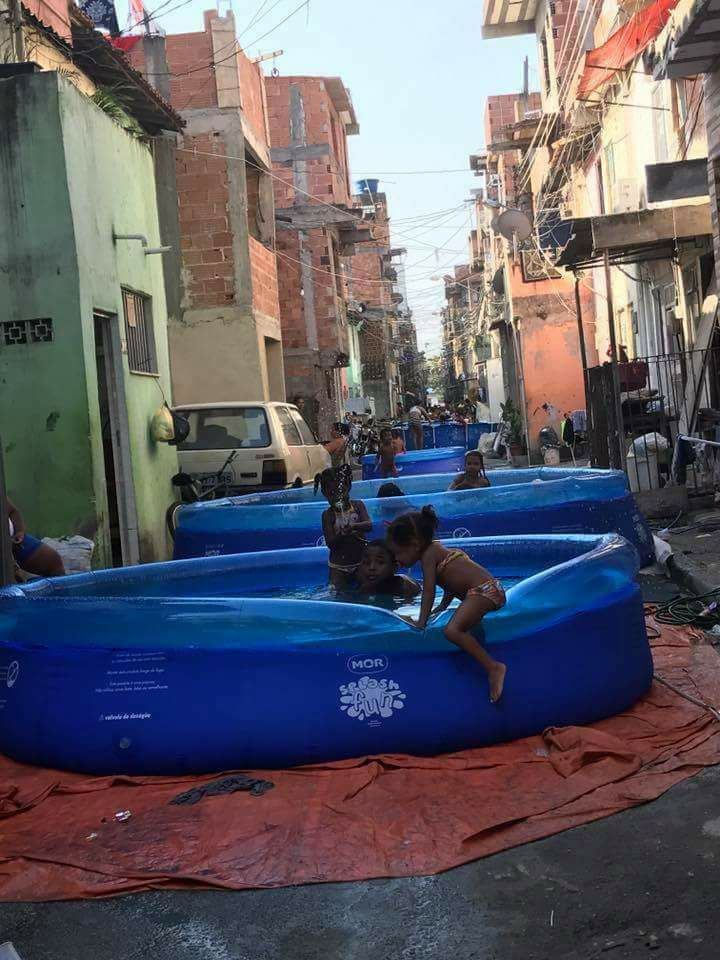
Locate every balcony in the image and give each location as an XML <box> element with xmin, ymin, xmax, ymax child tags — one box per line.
<box><xmin>482</xmin><ymin>0</ymin><xmax>539</xmax><ymax>39</ymax></box>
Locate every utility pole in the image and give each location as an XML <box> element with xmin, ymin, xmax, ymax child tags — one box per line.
<box><xmin>8</xmin><ymin>0</ymin><xmax>26</xmax><ymax>61</ymax></box>
<box><xmin>0</xmin><ymin>440</ymin><xmax>15</xmax><ymax>586</ymax></box>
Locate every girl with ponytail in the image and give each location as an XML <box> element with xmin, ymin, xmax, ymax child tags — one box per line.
<box><xmin>385</xmin><ymin>505</ymin><xmax>507</xmax><ymax>702</ymax></box>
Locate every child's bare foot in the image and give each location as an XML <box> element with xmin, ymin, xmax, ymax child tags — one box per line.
<box><xmin>488</xmin><ymin>662</ymin><xmax>506</xmax><ymax>703</ymax></box>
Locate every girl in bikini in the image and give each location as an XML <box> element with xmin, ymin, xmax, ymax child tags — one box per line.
<box><xmin>316</xmin><ymin>465</ymin><xmax>373</xmax><ymax>589</ymax></box>
<box><xmin>385</xmin><ymin>505</ymin><xmax>506</xmax><ymax>702</ymax></box>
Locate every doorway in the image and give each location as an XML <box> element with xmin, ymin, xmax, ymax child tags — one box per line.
<box><xmin>93</xmin><ymin>313</ymin><xmax>139</xmax><ymax>567</ymax></box>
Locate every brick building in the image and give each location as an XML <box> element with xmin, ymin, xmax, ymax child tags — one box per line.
<box><xmin>482</xmin><ymin>91</ymin><xmax>542</xmax><ymax>207</ymax></box>
<box><xmin>349</xmin><ymin>189</ymin><xmax>400</xmax><ymax>418</ymax></box>
<box><xmin>128</xmin><ymin>11</ymin><xmax>284</xmax><ymax>404</ymax></box>
<box><xmin>266</xmin><ymin>74</ymin><xmax>366</xmax><ymax>435</ymax></box>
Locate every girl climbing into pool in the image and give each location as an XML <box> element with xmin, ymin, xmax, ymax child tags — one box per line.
<box><xmin>448</xmin><ymin>451</ymin><xmax>490</xmax><ymax>491</ymax></box>
<box><xmin>386</xmin><ymin>506</ymin><xmax>507</xmax><ymax>702</ymax></box>
<box><xmin>315</xmin><ymin>465</ymin><xmax>373</xmax><ymax>589</ymax></box>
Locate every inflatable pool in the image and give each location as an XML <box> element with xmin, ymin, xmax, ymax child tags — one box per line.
<box><xmin>399</xmin><ymin>421</ymin><xmax>497</xmax><ymax>451</ymax></box>
<box><xmin>173</xmin><ymin>467</ymin><xmax>654</xmax><ymax>564</ymax></box>
<box><xmin>361</xmin><ymin>445</ymin><xmax>465</xmax><ymax>480</ymax></box>
<box><xmin>0</xmin><ymin>534</ymin><xmax>651</xmax><ymax>774</ymax></box>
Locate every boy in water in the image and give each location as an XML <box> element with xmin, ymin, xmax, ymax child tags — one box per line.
<box><xmin>356</xmin><ymin>540</ymin><xmax>420</xmax><ymax>600</ymax></box>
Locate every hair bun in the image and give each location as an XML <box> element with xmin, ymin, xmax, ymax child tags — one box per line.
<box><xmin>420</xmin><ymin>505</ymin><xmax>437</xmax><ymax>520</ymax></box>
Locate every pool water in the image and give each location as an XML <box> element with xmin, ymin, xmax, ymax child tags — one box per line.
<box><xmin>256</xmin><ymin>575</ymin><xmax>523</xmax><ymax>616</ymax></box>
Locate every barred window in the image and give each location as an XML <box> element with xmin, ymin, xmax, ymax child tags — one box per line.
<box><xmin>122</xmin><ymin>289</ymin><xmax>158</xmax><ymax>374</ymax></box>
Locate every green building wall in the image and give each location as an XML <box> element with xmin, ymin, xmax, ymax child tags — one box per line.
<box><xmin>0</xmin><ymin>71</ymin><xmax>178</xmax><ymax>565</ymax></box>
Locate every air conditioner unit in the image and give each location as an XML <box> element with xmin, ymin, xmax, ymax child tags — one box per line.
<box><xmin>614</xmin><ymin>178</ymin><xmax>640</xmax><ymax>213</ymax></box>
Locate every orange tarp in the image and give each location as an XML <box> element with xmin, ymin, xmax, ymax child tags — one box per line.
<box><xmin>0</xmin><ymin>613</ymin><xmax>719</xmax><ymax>901</ymax></box>
<box><xmin>577</xmin><ymin>0</ymin><xmax>680</xmax><ymax>100</ymax></box>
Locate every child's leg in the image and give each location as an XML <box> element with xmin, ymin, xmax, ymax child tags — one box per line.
<box><xmin>444</xmin><ymin>595</ymin><xmax>506</xmax><ymax>702</ymax></box>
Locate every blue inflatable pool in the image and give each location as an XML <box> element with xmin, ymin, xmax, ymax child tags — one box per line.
<box><xmin>0</xmin><ymin>534</ymin><xmax>651</xmax><ymax>774</ymax></box>
<box><xmin>400</xmin><ymin>421</ymin><xmax>497</xmax><ymax>451</ymax></box>
<box><xmin>361</xmin><ymin>445</ymin><xmax>465</xmax><ymax>479</ymax></box>
<box><xmin>174</xmin><ymin>467</ymin><xmax>654</xmax><ymax>564</ymax></box>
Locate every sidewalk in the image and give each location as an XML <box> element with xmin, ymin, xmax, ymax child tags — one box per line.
<box><xmin>661</xmin><ymin>509</ymin><xmax>720</xmax><ymax>596</ymax></box>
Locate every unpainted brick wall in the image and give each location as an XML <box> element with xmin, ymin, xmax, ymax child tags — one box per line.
<box><xmin>164</xmin><ymin>31</ymin><xmax>218</xmax><ymax>110</ymax></box>
<box><xmin>176</xmin><ymin>134</ymin><xmax>234</xmax><ymax>308</ymax></box>
<box><xmin>249</xmin><ymin>236</ymin><xmax>280</xmax><ymax>318</ymax></box>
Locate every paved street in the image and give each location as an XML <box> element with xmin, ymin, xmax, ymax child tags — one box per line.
<box><xmin>1</xmin><ymin>763</ymin><xmax>719</xmax><ymax>960</ymax></box>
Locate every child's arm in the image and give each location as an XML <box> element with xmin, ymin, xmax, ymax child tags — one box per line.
<box><xmin>430</xmin><ymin>590</ymin><xmax>454</xmax><ymax>617</ymax></box>
<box><xmin>400</xmin><ymin>575</ymin><xmax>421</xmax><ymax>599</ymax></box>
<box><xmin>350</xmin><ymin>501</ymin><xmax>373</xmax><ymax>534</ymax></box>
<box><xmin>321</xmin><ymin>509</ymin><xmax>339</xmax><ymax>547</ymax></box>
<box><xmin>416</xmin><ymin>550</ymin><xmax>438</xmax><ymax>629</ymax></box>
<box><xmin>6</xmin><ymin>498</ymin><xmax>24</xmax><ymax>542</ymax></box>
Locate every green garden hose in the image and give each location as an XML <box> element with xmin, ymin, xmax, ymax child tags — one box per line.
<box><xmin>654</xmin><ymin>589</ymin><xmax>720</xmax><ymax>628</ymax></box>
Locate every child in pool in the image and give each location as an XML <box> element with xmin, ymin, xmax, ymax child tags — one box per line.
<box><xmin>315</xmin><ymin>465</ymin><xmax>372</xmax><ymax>589</ymax></box>
<box><xmin>448</xmin><ymin>450</ymin><xmax>491</xmax><ymax>491</ymax></box>
<box><xmin>355</xmin><ymin>540</ymin><xmax>420</xmax><ymax>600</ymax></box>
<box><xmin>386</xmin><ymin>505</ymin><xmax>507</xmax><ymax>702</ymax></box>
<box><xmin>377</xmin><ymin>482</ymin><xmax>404</xmax><ymax>497</ymax></box>
<box><xmin>391</xmin><ymin>429</ymin><xmax>406</xmax><ymax>455</ymax></box>
<box><xmin>375</xmin><ymin>428</ymin><xmax>398</xmax><ymax>479</ymax></box>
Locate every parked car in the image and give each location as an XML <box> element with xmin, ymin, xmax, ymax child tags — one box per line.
<box><xmin>173</xmin><ymin>402</ymin><xmax>330</xmax><ymax>492</ymax></box>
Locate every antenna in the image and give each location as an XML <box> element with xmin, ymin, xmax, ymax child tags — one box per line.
<box><xmin>495</xmin><ymin>208</ymin><xmax>532</xmax><ymax>261</ymax></box>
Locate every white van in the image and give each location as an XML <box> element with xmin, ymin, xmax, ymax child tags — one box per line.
<box><xmin>173</xmin><ymin>402</ymin><xmax>331</xmax><ymax>492</ymax></box>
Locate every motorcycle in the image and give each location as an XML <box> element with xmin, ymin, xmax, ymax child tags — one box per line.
<box><xmin>165</xmin><ymin>449</ymin><xmax>238</xmax><ymax>540</ymax></box>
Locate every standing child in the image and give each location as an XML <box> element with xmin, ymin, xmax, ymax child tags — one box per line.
<box><xmin>391</xmin><ymin>429</ymin><xmax>406</xmax><ymax>455</ymax></box>
<box><xmin>448</xmin><ymin>450</ymin><xmax>491</xmax><ymax>491</ymax></box>
<box><xmin>315</xmin><ymin>465</ymin><xmax>372</xmax><ymax>588</ymax></box>
<box><xmin>386</xmin><ymin>506</ymin><xmax>506</xmax><ymax>702</ymax></box>
<box><xmin>375</xmin><ymin>428</ymin><xmax>398</xmax><ymax>479</ymax></box>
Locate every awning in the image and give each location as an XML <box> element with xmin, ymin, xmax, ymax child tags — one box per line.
<box><xmin>556</xmin><ymin>202</ymin><xmax>711</xmax><ymax>269</ymax></box>
<box><xmin>653</xmin><ymin>0</ymin><xmax>720</xmax><ymax>78</ymax></box>
<box><xmin>577</xmin><ymin>0</ymin><xmax>680</xmax><ymax>100</ymax></box>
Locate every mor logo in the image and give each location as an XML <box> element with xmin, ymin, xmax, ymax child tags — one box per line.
<box><xmin>347</xmin><ymin>654</ymin><xmax>389</xmax><ymax>675</ymax></box>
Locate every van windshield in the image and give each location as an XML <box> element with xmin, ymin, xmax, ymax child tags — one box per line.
<box><xmin>177</xmin><ymin>408</ymin><xmax>270</xmax><ymax>450</ymax></box>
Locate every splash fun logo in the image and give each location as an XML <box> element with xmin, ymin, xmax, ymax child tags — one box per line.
<box><xmin>339</xmin><ymin>677</ymin><xmax>406</xmax><ymax>722</ymax></box>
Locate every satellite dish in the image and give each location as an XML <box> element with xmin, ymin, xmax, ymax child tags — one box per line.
<box><xmin>490</xmin><ymin>214</ymin><xmax>501</xmax><ymax>233</ymax></box>
<box><xmin>495</xmin><ymin>208</ymin><xmax>532</xmax><ymax>243</ymax></box>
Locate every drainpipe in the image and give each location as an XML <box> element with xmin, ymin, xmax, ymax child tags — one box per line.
<box><xmin>603</xmin><ymin>250</ymin><xmax>625</xmax><ymax>471</ymax></box>
<box><xmin>112</xmin><ymin>232</ymin><xmax>171</xmax><ymax>255</ymax></box>
<box><xmin>0</xmin><ymin>442</ymin><xmax>15</xmax><ymax>586</ymax></box>
<box><xmin>512</xmin><ymin>316</ymin><xmax>532</xmax><ymax>467</ymax></box>
<box><xmin>573</xmin><ymin>274</ymin><xmax>591</xmax><ymax>431</ymax></box>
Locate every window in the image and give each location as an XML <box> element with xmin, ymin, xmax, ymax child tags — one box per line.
<box><xmin>122</xmin><ymin>288</ymin><xmax>157</xmax><ymax>374</ymax></box>
<box><xmin>276</xmin><ymin>407</ymin><xmax>302</xmax><ymax>446</ymax></box>
<box><xmin>290</xmin><ymin>409</ymin><xmax>317</xmax><ymax>445</ymax></box>
<box><xmin>177</xmin><ymin>408</ymin><xmax>270</xmax><ymax>450</ymax></box>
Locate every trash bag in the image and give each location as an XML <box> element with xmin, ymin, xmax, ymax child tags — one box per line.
<box><xmin>150</xmin><ymin>404</ymin><xmax>175</xmax><ymax>443</ymax></box>
<box><xmin>42</xmin><ymin>536</ymin><xmax>94</xmax><ymax>574</ymax></box>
